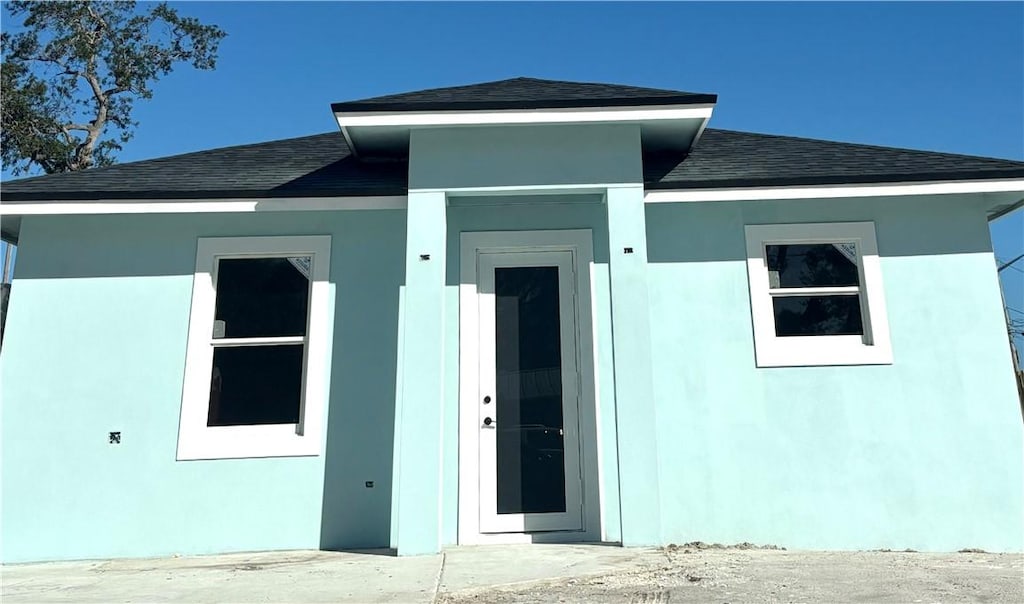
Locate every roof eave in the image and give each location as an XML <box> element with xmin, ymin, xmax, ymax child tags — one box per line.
<box><xmin>0</xmin><ymin>187</ymin><xmax>410</xmax><ymax>203</ymax></box>
<box><xmin>330</xmin><ymin>94</ymin><xmax>719</xmax><ymax>114</ymax></box>
<box><xmin>334</xmin><ymin>103</ymin><xmax>717</xmax><ymax>159</ymax></box>
<box><xmin>644</xmin><ymin>176</ymin><xmax>1024</xmax><ymax>205</ymax></box>
<box><xmin>644</xmin><ymin>170</ymin><xmax>1024</xmax><ymax>190</ymax></box>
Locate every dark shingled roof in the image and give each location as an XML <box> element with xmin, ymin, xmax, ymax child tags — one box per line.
<box><xmin>3</xmin><ymin>128</ymin><xmax>1023</xmax><ymax>203</ymax></box>
<box><xmin>644</xmin><ymin>129</ymin><xmax>1024</xmax><ymax>189</ymax></box>
<box><xmin>0</xmin><ymin>132</ymin><xmax>407</xmax><ymax>201</ymax></box>
<box><xmin>331</xmin><ymin>77</ymin><xmax>718</xmax><ymax>112</ymax></box>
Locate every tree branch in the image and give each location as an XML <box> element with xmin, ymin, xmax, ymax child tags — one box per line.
<box><xmin>28</xmin><ymin>54</ymin><xmax>74</xmax><ymax>74</ymax></box>
<box><xmin>102</xmin><ymin>86</ymin><xmax>130</xmax><ymax>98</ymax></box>
<box><xmin>58</xmin><ymin>125</ymin><xmax>75</xmax><ymax>145</ymax></box>
<box><xmin>3</xmin><ymin>1</ymin><xmax>225</xmax><ymax>174</ymax></box>
<box><xmin>81</xmin><ymin>69</ymin><xmax>105</xmax><ymax>103</ymax></box>
<box><xmin>74</xmin><ymin>71</ymin><xmax>109</xmax><ymax>170</ymax></box>
<box><xmin>85</xmin><ymin>2</ymin><xmax>109</xmax><ymax>34</ymax></box>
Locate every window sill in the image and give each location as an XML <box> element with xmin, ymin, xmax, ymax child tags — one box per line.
<box><xmin>176</xmin><ymin>423</ymin><xmax>321</xmax><ymax>461</ymax></box>
<box><xmin>754</xmin><ymin>336</ymin><xmax>893</xmax><ymax>368</ymax></box>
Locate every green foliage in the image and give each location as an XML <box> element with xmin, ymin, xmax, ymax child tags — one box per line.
<box><xmin>1</xmin><ymin>1</ymin><xmax>226</xmax><ymax>175</ymax></box>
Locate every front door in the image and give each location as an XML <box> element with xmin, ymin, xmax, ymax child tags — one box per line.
<box><xmin>476</xmin><ymin>250</ymin><xmax>583</xmax><ymax>533</ymax></box>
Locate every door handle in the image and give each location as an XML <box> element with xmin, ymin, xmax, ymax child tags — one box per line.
<box><xmin>482</xmin><ymin>417</ymin><xmax>495</xmax><ymax>428</ymax></box>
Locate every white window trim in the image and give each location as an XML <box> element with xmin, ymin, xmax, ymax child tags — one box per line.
<box><xmin>744</xmin><ymin>222</ymin><xmax>893</xmax><ymax>368</ymax></box>
<box><xmin>176</xmin><ymin>235</ymin><xmax>332</xmax><ymax>460</ymax></box>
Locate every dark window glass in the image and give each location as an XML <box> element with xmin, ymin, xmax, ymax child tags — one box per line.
<box><xmin>766</xmin><ymin>244</ymin><xmax>859</xmax><ymax>288</ymax></box>
<box><xmin>207</xmin><ymin>345</ymin><xmax>304</xmax><ymax>426</ymax></box>
<box><xmin>772</xmin><ymin>295</ymin><xmax>864</xmax><ymax>337</ymax></box>
<box><xmin>213</xmin><ymin>257</ymin><xmax>310</xmax><ymax>338</ymax></box>
<box><xmin>494</xmin><ymin>266</ymin><xmax>566</xmax><ymax>515</ymax></box>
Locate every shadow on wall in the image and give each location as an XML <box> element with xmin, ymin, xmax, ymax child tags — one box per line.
<box><xmin>645</xmin><ymin>195</ymin><xmax>995</xmax><ymax>264</ymax></box>
<box><xmin>318</xmin><ymin>276</ymin><xmax>403</xmax><ymax>550</ymax></box>
<box><xmin>318</xmin><ymin>212</ymin><xmax>407</xmax><ymax>551</ymax></box>
<box><xmin>0</xmin><ymin>283</ymin><xmax>9</xmax><ymax>345</ymax></box>
<box><xmin>0</xmin><ymin>241</ymin><xmax>12</xmax><ymax>346</ymax></box>
<box><xmin>445</xmin><ymin>199</ymin><xmax>612</xmax><ymax>286</ymax></box>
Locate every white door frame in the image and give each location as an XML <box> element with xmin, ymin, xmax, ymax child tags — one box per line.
<box><xmin>477</xmin><ymin>250</ymin><xmax>582</xmax><ymax>533</ymax></box>
<box><xmin>458</xmin><ymin>229</ymin><xmax>601</xmax><ymax>545</ymax></box>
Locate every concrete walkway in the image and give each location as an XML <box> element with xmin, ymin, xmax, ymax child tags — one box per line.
<box><xmin>2</xmin><ymin>545</ymin><xmax>1021</xmax><ymax>603</ymax></box>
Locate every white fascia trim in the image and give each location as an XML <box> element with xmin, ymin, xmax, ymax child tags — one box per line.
<box><xmin>689</xmin><ymin>113</ymin><xmax>713</xmax><ymax>149</ymax></box>
<box><xmin>645</xmin><ymin>178</ymin><xmax>1024</xmax><ymax>203</ymax></box>
<box><xmin>417</xmin><ymin>183</ymin><xmax>636</xmax><ymax>197</ymax></box>
<box><xmin>0</xmin><ymin>195</ymin><xmax>408</xmax><ymax>215</ymax></box>
<box><xmin>338</xmin><ymin>124</ymin><xmax>360</xmax><ymax>158</ymax></box>
<box><xmin>335</xmin><ymin>104</ymin><xmax>715</xmax><ymax>129</ymax></box>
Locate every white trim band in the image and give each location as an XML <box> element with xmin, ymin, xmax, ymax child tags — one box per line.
<box><xmin>647</xmin><ymin>179</ymin><xmax>1024</xmax><ymax>204</ymax></box>
<box><xmin>4</xmin><ymin>177</ymin><xmax>1021</xmax><ymax>216</ymax></box>
<box><xmin>645</xmin><ymin>178</ymin><xmax>1024</xmax><ymax>203</ymax></box>
<box><xmin>335</xmin><ymin>104</ymin><xmax>715</xmax><ymax>129</ymax></box>
<box><xmin>0</xmin><ymin>195</ymin><xmax>408</xmax><ymax>215</ymax></box>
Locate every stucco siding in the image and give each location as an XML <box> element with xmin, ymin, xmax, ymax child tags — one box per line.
<box><xmin>645</xmin><ymin>194</ymin><xmax>1023</xmax><ymax>552</ymax></box>
<box><xmin>0</xmin><ymin>211</ymin><xmax>406</xmax><ymax>562</ymax></box>
<box><xmin>2</xmin><ymin>190</ymin><xmax>1020</xmax><ymax>562</ymax></box>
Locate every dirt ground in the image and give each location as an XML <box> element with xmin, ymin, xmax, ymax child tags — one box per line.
<box><xmin>439</xmin><ymin>547</ymin><xmax>1024</xmax><ymax>604</ymax></box>
<box><xmin>4</xmin><ymin>544</ymin><xmax>1021</xmax><ymax>603</ymax></box>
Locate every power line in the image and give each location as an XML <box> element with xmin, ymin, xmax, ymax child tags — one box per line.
<box><xmin>999</xmin><ymin>253</ymin><xmax>1024</xmax><ymax>273</ymax></box>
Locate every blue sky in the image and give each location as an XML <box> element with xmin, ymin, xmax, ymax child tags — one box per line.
<box><xmin>2</xmin><ymin>1</ymin><xmax>1023</xmax><ymax>349</ymax></box>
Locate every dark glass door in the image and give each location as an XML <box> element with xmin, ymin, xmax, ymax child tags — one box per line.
<box><xmin>493</xmin><ymin>266</ymin><xmax>567</xmax><ymax>515</ymax></box>
<box><xmin>477</xmin><ymin>249</ymin><xmax>582</xmax><ymax>534</ymax></box>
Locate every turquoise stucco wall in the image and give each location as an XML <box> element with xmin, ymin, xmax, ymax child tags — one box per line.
<box><xmin>409</xmin><ymin>124</ymin><xmax>643</xmax><ymax>190</ymax></box>
<box><xmin>3</xmin><ymin>124</ymin><xmax>1020</xmax><ymax>561</ymax></box>
<box><xmin>645</xmin><ymin>194</ymin><xmax>1024</xmax><ymax>552</ymax></box>
<box><xmin>0</xmin><ymin>211</ymin><xmax>405</xmax><ymax>562</ymax></box>
<box><xmin>605</xmin><ymin>185</ymin><xmax>662</xmax><ymax>546</ymax></box>
<box><xmin>391</xmin><ymin>123</ymin><xmax>644</xmax><ymax>552</ymax></box>
<box><xmin>392</xmin><ymin>190</ymin><xmax>448</xmax><ymax>555</ymax></box>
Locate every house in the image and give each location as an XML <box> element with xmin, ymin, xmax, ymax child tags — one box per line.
<box><xmin>1</xmin><ymin>77</ymin><xmax>1022</xmax><ymax>563</ymax></box>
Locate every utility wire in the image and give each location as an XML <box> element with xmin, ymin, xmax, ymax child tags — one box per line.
<box><xmin>998</xmin><ymin>252</ymin><xmax>1024</xmax><ymax>273</ymax></box>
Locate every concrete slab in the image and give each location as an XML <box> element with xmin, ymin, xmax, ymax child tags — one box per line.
<box><xmin>1</xmin><ymin>550</ymin><xmax>443</xmax><ymax>604</ymax></box>
<box><xmin>4</xmin><ymin>545</ymin><xmax>1022</xmax><ymax>604</ymax></box>
<box><xmin>440</xmin><ymin>544</ymin><xmax>668</xmax><ymax>592</ymax></box>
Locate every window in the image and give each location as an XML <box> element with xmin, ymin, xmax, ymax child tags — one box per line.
<box><xmin>744</xmin><ymin>222</ymin><xmax>892</xmax><ymax>367</ymax></box>
<box><xmin>177</xmin><ymin>236</ymin><xmax>332</xmax><ymax>460</ymax></box>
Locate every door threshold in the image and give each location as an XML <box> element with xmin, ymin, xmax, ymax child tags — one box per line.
<box><xmin>461</xmin><ymin>530</ymin><xmax>599</xmax><ymax>546</ymax></box>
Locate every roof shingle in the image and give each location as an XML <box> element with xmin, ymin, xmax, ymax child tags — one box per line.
<box><xmin>0</xmin><ymin>132</ymin><xmax>406</xmax><ymax>201</ymax></box>
<box><xmin>331</xmin><ymin>77</ymin><xmax>718</xmax><ymax>112</ymax></box>
<box><xmin>645</xmin><ymin>129</ymin><xmax>1024</xmax><ymax>188</ymax></box>
<box><xmin>3</xmin><ymin>129</ymin><xmax>1023</xmax><ymax>203</ymax></box>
